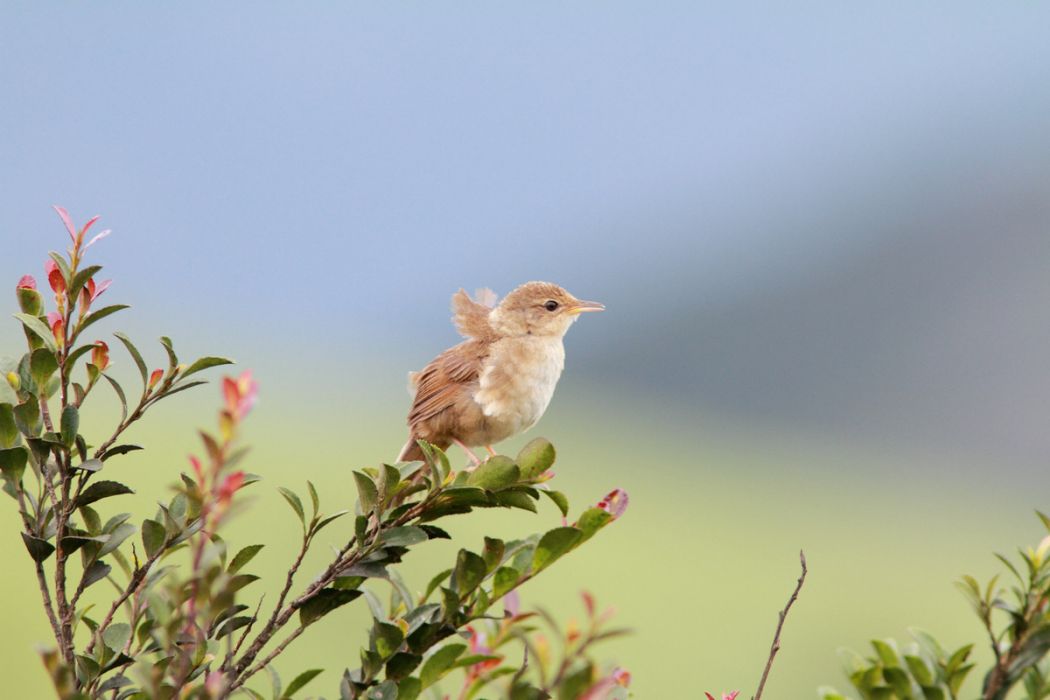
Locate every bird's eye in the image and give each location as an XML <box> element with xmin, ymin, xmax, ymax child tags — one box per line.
<box><xmin>544</xmin><ymin>300</ymin><xmax>559</xmax><ymax>312</ymax></box>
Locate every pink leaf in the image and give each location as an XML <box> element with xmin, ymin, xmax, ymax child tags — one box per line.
<box><xmin>91</xmin><ymin>279</ymin><xmax>112</xmax><ymax>301</ymax></box>
<box><xmin>84</xmin><ymin>229</ymin><xmax>111</xmax><ymax>250</ymax></box>
<box><xmin>53</xmin><ymin>205</ymin><xmax>77</xmax><ymax>242</ymax></box>
<box><xmin>596</xmin><ymin>488</ymin><xmax>629</xmax><ymax>518</ymax></box>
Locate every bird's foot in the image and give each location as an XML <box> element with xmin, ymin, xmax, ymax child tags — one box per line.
<box><xmin>485</xmin><ymin>445</ymin><xmax>497</xmax><ymax>457</ymax></box>
<box><xmin>453</xmin><ymin>437</ymin><xmax>483</xmax><ymax>470</ymax></box>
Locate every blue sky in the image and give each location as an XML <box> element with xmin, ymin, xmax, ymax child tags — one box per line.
<box><xmin>3</xmin><ymin>2</ymin><xmax>1050</xmax><ymax>466</ymax></box>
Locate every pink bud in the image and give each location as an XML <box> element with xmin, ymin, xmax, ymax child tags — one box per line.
<box><xmin>45</xmin><ymin>259</ymin><xmax>66</xmax><ymax>294</ymax></box>
<box><xmin>189</xmin><ymin>455</ymin><xmax>204</xmax><ymax>484</ymax></box>
<box><xmin>581</xmin><ymin>590</ymin><xmax>595</xmax><ymax>618</ymax></box>
<box><xmin>218</xmin><ymin>470</ymin><xmax>245</xmax><ymax>504</ymax></box>
<box><xmin>91</xmin><ymin>341</ymin><xmax>109</xmax><ymax>371</ymax></box>
<box><xmin>503</xmin><ymin>589</ymin><xmax>520</xmax><ymax>617</ymax></box>
<box><xmin>46</xmin><ymin>312</ymin><xmax>65</xmax><ymax>346</ymax></box>
<box><xmin>596</xmin><ymin>488</ymin><xmax>629</xmax><ymax>519</ymax></box>
<box><xmin>17</xmin><ymin>275</ymin><xmax>37</xmax><ymax>290</ymax></box>
<box><xmin>223</xmin><ymin>370</ymin><xmax>258</xmax><ymax>421</ymax></box>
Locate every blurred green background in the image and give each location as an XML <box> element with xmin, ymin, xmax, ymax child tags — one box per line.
<box><xmin>3</xmin><ymin>3</ymin><xmax>1050</xmax><ymax>698</ymax></box>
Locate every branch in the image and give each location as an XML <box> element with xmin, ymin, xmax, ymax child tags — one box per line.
<box><xmin>227</xmin><ymin>490</ymin><xmax>437</xmax><ymax>684</ymax></box>
<box><xmin>85</xmin><ymin>549</ymin><xmax>162</xmax><ymax>656</ymax></box>
<box><xmin>753</xmin><ymin>550</ymin><xmax>807</xmax><ymax>700</ymax></box>
<box><xmin>227</xmin><ymin>626</ymin><xmax>306</xmax><ymax>694</ymax></box>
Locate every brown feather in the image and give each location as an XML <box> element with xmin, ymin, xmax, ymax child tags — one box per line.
<box><xmin>451</xmin><ymin>288</ymin><xmax>498</xmax><ymax>341</ymax></box>
<box><xmin>400</xmin><ymin>339</ymin><xmax>490</xmax><ymax>461</ymax></box>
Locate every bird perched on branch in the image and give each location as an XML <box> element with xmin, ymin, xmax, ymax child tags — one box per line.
<box><xmin>398</xmin><ymin>282</ymin><xmax>604</xmax><ymax>464</ymax></box>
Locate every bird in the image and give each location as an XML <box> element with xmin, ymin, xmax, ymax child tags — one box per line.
<box><xmin>397</xmin><ymin>281</ymin><xmax>604</xmax><ymax>464</ymax></box>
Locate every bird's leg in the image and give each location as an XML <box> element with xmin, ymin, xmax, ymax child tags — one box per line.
<box><xmin>452</xmin><ymin>437</ymin><xmax>483</xmax><ymax>469</ymax></box>
<box><xmin>485</xmin><ymin>445</ymin><xmax>497</xmax><ymax>456</ymax></box>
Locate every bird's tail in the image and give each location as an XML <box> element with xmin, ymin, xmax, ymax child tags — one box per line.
<box><xmin>397</xmin><ymin>436</ymin><xmax>451</xmax><ymax>463</ymax></box>
<box><xmin>397</xmin><ymin>437</ymin><xmax>425</xmax><ymax>463</ymax></box>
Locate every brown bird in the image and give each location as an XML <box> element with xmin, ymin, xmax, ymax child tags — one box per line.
<box><xmin>398</xmin><ymin>281</ymin><xmax>604</xmax><ymax>464</ymax></box>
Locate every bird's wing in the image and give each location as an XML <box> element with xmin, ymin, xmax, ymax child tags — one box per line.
<box><xmin>451</xmin><ymin>288</ymin><xmax>498</xmax><ymax>340</ymax></box>
<box><xmin>408</xmin><ymin>339</ymin><xmax>488</xmax><ymax>427</ymax></box>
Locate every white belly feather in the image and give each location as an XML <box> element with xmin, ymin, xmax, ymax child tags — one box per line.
<box><xmin>473</xmin><ymin>336</ymin><xmax>565</xmax><ymax>442</ymax></box>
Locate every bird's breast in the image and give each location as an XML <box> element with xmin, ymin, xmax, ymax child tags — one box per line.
<box><xmin>473</xmin><ymin>336</ymin><xmax>565</xmax><ymax>439</ymax></box>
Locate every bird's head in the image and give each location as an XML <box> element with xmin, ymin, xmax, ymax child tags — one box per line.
<box><xmin>490</xmin><ymin>281</ymin><xmax>604</xmax><ymax>338</ymax></box>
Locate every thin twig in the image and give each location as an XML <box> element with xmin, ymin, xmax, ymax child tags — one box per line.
<box><xmin>53</xmin><ymin>470</ymin><xmax>75</xmax><ymax>664</ymax></box>
<box><xmin>227</xmin><ymin>626</ymin><xmax>306</xmax><ymax>694</ymax></box>
<box><xmin>753</xmin><ymin>550</ymin><xmax>807</xmax><ymax>700</ymax></box>
<box><xmin>229</xmin><ymin>535</ymin><xmax>309</xmax><ymax>673</ymax></box>
<box><xmin>226</xmin><ymin>594</ymin><xmax>266</xmax><ymax>669</ymax></box>
<box><xmin>16</xmin><ymin>488</ymin><xmax>63</xmax><ymax>645</ymax></box>
<box><xmin>227</xmin><ymin>493</ymin><xmax>437</xmax><ymax>686</ymax></box>
<box><xmin>85</xmin><ymin>550</ymin><xmax>162</xmax><ymax>656</ymax></box>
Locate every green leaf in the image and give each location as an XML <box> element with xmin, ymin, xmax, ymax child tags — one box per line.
<box><xmin>216</xmin><ymin>616</ymin><xmax>253</xmax><ymax>640</ymax></box>
<box><xmin>22</xmin><ymin>532</ymin><xmax>55</xmax><ymax>562</ymax></box>
<box><xmin>99</xmin><ymin>444</ymin><xmax>142</xmax><ymax>461</ymax></box>
<box><xmin>532</xmin><ymin>527</ymin><xmax>583</xmax><ymax>573</ymax></box>
<box><xmin>575</xmin><ymin>508</ymin><xmax>613</xmax><ymax>539</ymax></box>
<box><xmin>30</xmin><ymin>348</ymin><xmax>59</xmax><ymax>389</ymax></box>
<box><xmin>373</xmin><ymin>620</ymin><xmax>405</xmax><ymax>659</ymax></box>
<box><xmin>14</xmin><ymin>313</ymin><xmax>57</xmax><ymax>352</ymax></box>
<box><xmin>278</xmin><ymin>486</ymin><xmax>305</xmax><ymax>526</ymax></box>
<box><xmin>181</xmin><ymin>356</ymin><xmax>234</xmax><ymax>379</ymax></box>
<box><xmin>74</xmin><ymin>458</ymin><xmax>103</xmax><ymax>473</ymax></box>
<box><xmin>0</xmin><ymin>446</ymin><xmax>29</xmax><ymax>483</ymax></box>
<box><xmin>229</xmin><ymin>544</ymin><xmax>265</xmax><ymax>574</ymax></box>
<box><xmin>379</xmin><ymin>463</ymin><xmax>401</xmax><ymax>504</ymax></box>
<box><xmin>452</xmin><ymin>549</ymin><xmax>488</xmax><ymax>597</ymax></box>
<box><xmin>422</xmin><ymin>568</ymin><xmax>452</xmax><ymax>603</ymax></box>
<box><xmin>158</xmin><ymin>336</ymin><xmax>178</xmax><ymax>372</ymax></box>
<box><xmin>267</xmin><ymin>665</ymin><xmax>283</xmax><ymax>700</ymax></box>
<box><xmin>307</xmin><ymin>480</ymin><xmax>319</xmax><ymax>518</ymax></box>
<box><xmin>75</xmin><ymin>480</ymin><xmax>133</xmax><ymax>508</ymax></box>
<box><xmin>113</xmin><ymin>332</ymin><xmax>148</xmax><ymax>387</ymax></box>
<box><xmin>380</xmin><ymin>526</ymin><xmax>429</xmax><ymax>548</ymax></box>
<box><xmin>13</xmin><ymin>398</ymin><xmax>41</xmax><ymax>437</ymax></box>
<box><xmin>80</xmin><ymin>560</ymin><xmax>111</xmax><ymax>591</ymax></box>
<box><xmin>365</xmin><ymin>681</ymin><xmax>397</xmax><ymax>700</ymax></box>
<box><xmin>141</xmin><ymin>519</ymin><xmax>166</xmax><ymax>558</ymax></box>
<box><xmin>467</xmin><ymin>456</ymin><xmax>520</xmax><ymax>491</ymax></box>
<box><xmin>904</xmin><ymin>655</ymin><xmax>933</xmax><ymax>686</ymax></box>
<box><xmin>516</xmin><ymin>438</ymin><xmax>556</xmax><ymax>479</ymax></box>
<box><xmin>68</xmin><ymin>265</ymin><xmax>102</xmax><ymax>301</ymax></box>
<box><xmin>228</xmin><ymin>574</ymin><xmax>260</xmax><ymax>593</ymax></box>
<box><xmin>354</xmin><ymin>471</ymin><xmax>378</xmax><ymax>513</ymax></box>
<box><xmin>47</xmin><ymin>252</ymin><xmax>71</xmax><ymax>283</ymax></box>
<box><xmin>482</xmin><ymin>537</ymin><xmax>505</xmax><ymax>571</ymax></box>
<box><xmin>397</xmin><ymin>677</ymin><xmax>422</xmax><ymax>700</ymax></box>
<box><xmin>60</xmin><ymin>405</ymin><xmax>79</xmax><ymax>446</ymax></box>
<box><xmin>494</xmin><ymin>490</ymin><xmax>538</xmax><ymax>512</ymax></box>
<box><xmin>313</xmin><ymin>510</ymin><xmax>349</xmax><ymax>536</ymax></box>
<box><xmin>75</xmin><ymin>305</ymin><xmax>130</xmax><ymax>341</ymax></box>
<box><xmin>63</xmin><ymin>343</ymin><xmax>96</xmax><ymax>372</ymax></box>
<box><xmin>98</xmin><ymin>523</ymin><xmax>136</xmax><ymax>557</ymax></box>
<box><xmin>282</xmin><ymin>669</ymin><xmax>323</xmax><ymax>698</ymax></box>
<box><xmin>101</xmin><ymin>374</ymin><xmax>128</xmax><ymax>424</ymax></box>
<box><xmin>386</xmin><ymin>652</ymin><xmax>422</xmax><ymax>681</ymax></box>
<box><xmin>0</xmin><ymin>404</ymin><xmax>17</xmax><ymax>448</ymax></box>
<box><xmin>299</xmin><ymin>588</ymin><xmax>362</xmax><ymax>626</ymax></box>
<box><xmin>420</xmin><ymin>643</ymin><xmax>467</xmax><ymax>688</ymax></box>
<box><xmin>541</xmin><ymin>489</ymin><xmax>569</xmax><ymax>517</ymax></box>
<box><xmin>492</xmin><ymin>567</ymin><xmax>520</xmax><ymax>598</ymax></box>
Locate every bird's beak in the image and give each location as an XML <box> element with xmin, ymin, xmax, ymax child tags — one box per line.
<box><xmin>569</xmin><ymin>300</ymin><xmax>605</xmax><ymax>315</ymax></box>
